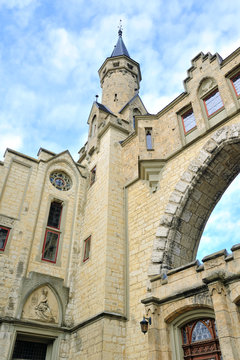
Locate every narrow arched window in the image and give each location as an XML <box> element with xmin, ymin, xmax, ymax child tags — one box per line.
<box><xmin>91</xmin><ymin>115</ymin><xmax>97</xmax><ymax>137</ymax></box>
<box><xmin>145</xmin><ymin>128</ymin><xmax>153</xmax><ymax>150</ymax></box>
<box><xmin>42</xmin><ymin>201</ymin><xmax>62</xmax><ymax>263</ymax></box>
<box><xmin>181</xmin><ymin>318</ymin><xmax>221</xmax><ymax>359</ymax></box>
<box><xmin>133</xmin><ymin>108</ymin><xmax>141</xmax><ymax>129</ymax></box>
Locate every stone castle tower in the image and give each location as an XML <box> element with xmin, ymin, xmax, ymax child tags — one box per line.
<box><xmin>1</xmin><ymin>29</ymin><xmax>240</xmax><ymax>360</ymax></box>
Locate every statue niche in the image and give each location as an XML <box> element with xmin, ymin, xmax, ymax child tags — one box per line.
<box><xmin>21</xmin><ymin>285</ymin><xmax>59</xmax><ymax>324</ymax></box>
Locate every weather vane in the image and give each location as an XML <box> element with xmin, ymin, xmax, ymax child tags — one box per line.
<box><xmin>118</xmin><ymin>19</ymin><xmax>123</xmax><ymax>36</ymax></box>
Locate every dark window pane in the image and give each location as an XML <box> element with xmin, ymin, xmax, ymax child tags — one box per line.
<box><xmin>83</xmin><ymin>237</ymin><xmax>91</xmax><ymax>262</ymax></box>
<box><xmin>42</xmin><ymin>231</ymin><xmax>59</xmax><ymax>262</ymax></box>
<box><xmin>0</xmin><ymin>226</ymin><xmax>9</xmax><ymax>250</ymax></box>
<box><xmin>47</xmin><ymin>202</ymin><xmax>62</xmax><ymax>228</ymax></box>
<box><xmin>12</xmin><ymin>340</ymin><xmax>47</xmax><ymax>360</ymax></box>
<box><xmin>90</xmin><ymin>167</ymin><xmax>96</xmax><ymax>185</ymax></box>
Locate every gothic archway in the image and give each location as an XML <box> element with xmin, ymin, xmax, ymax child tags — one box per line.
<box><xmin>150</xmin><ymin>124</ymin><xmax>240</xmax><ymax>275</ymax></box>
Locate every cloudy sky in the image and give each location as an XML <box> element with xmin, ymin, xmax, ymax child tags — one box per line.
<box><xmin>0</xmin><ymin>0</ymin><xmax>240</xmax><ymax>260</ymax></box>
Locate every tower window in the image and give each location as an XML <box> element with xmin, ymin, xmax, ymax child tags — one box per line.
<box><xmin>91</xmin><ymin>115</ymin><xmax>97</xmax><ymax>137</ymax></box>
<box><xmin>42</xmin><ymin>201</ymin><xmax>62</xmax><ymax>263</ymax></box>
<box><xmin>145</xmin><ymin>128</ymin><xmax>153</xmax><ymax>150</ymax></box>
<box><xmin>231</xmin><ymin>72</ymin><xmax>240</xmax><ymax>97</ymax></box>
<box><xmin>203</xmin><ymin>89</ymin><xmax>224</xmax><ymax>117</ymax></box>
<box><xmin>90</xmin><ymin>166</ymin><xmax>96</xmax><ymax>186</ymax></box>
<box><xmin>83</xmin><ymin>236</ymin><xmax>91</xmax><ymax>262</ymax></box>
<box><xmin>0</xmin><ymin>226</ymin><xmax>10</xmax><ymax>251</ymax></box>
<box><xmin>181</xmin><ymin>109</ymin><xmax>197</xmax><ymax>134</ymax></box>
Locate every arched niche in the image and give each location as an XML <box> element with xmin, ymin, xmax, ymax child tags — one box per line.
<box><xmin>21</xmin><ymin>285</ymin><xmax>60</xmax><ymax>325</ymax></box>
<box><xmin>150</xmin><ymin>124</ymin><xmax>240</xmax><ymax>275</ymax></box>
<box><xmin>169</xmin><ymin>308</ymin><xmax>218</xmax><ymax>360</ymax></box>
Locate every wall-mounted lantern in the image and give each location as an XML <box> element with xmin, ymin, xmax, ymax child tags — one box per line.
<box><xmin>140</xmin><ymin>316</ymin><xmax>151</xmax><ymax>334</ymax></box>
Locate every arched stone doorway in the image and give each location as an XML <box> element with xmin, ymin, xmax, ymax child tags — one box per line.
<box><xmin>150</xmin><ymin>124</ymin><xmax>240</xmax><ymax>275</ymax></box>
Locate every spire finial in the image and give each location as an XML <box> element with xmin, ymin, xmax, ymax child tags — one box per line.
<box><xmin>118</xmin><ymin>19</ymin><xmax>123</xmax><ymax>37</ymax></box>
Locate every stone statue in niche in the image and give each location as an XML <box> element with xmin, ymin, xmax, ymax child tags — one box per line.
<box><xmin>21</xmin><ymin>285</ymin><xmax>59</xmax><ymax>324</ymax></box>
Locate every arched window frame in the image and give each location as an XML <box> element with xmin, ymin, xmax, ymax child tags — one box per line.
<box><xmin>41</xmin><ymin>200</ymin><xmax>64</xmax><ymax>264</ymax></box>
<box><xmin>170</xmin><ymin>308</ymin><xmax>218</xmax><ymax>360</ymax></box>
<box><xmin>90</xmin><ymin>115</ymin><xmax>97</xmax><ymax>137</ymax></box>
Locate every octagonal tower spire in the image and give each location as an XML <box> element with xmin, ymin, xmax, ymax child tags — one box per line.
<box><xmin>98</xmin><ymin>24</ymin><xmax>142</xmax><ymax>114</ymax></box>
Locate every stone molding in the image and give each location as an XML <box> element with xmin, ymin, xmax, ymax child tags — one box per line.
<box><xmin>149</xmin><ymin>124</ymin><xmax>240</xmax><ymax>276</ymax></box>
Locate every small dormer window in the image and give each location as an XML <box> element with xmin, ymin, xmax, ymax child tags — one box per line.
<box><xmin>203</xmin><ymin>89</ymin><xmax>224</xmax><ymax>117</ymax></box>
<box><xmin>127</xmin><ymin>63</ymin><xmax>133</xmax><ymax>70</ymax></box>
<box><xmin>113</xmin><ymin>61</ymin><xmax>119</xmax><ymax>67</ymax></box>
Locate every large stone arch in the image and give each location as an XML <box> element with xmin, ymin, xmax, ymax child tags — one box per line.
<box><xmin>150</xmin><ymin>124</ymin><xmax>240</xmax><ymax>275</ymax></box>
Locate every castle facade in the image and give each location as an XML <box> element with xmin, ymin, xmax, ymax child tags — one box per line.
<box><xmin>1</xmin><ymin>30</ymin><xmax>240</xmax><ymax>359</ymax></box>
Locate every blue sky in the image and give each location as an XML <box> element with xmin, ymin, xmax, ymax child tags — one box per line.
<box><xmin>0</xmin><ymin>0</ymin><xmax>240</xmax><ymax>259</ymax></box>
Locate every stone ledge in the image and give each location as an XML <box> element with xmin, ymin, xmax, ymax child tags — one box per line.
<box><xmin>141</xmin><ymin>285</ymin><xmax>208</xmax><ymax>306</ymax></box>
<box><xmin>231</xmin><ymin>243</ymin><xmax>240</xmax><ymax>252</ymax></box>
<box><xmin>202</xmin><ymin>249</ymin><xmax>228</xmax><ymax>262</ymax></box>
<box><xmin>167</xmin><ymin>260</ymin><xmax>201</xmax><ymax>276</ymax></box>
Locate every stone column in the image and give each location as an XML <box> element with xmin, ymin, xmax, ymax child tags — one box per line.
<box><xmin>208</xmin><ymin>281</ymin><xmax>238</xmax><ymax>360</ymax></box>
<box><xmin>146</xmin><ymin>304</ymin><xmax>171</xmax><ymax>360</ymax></box>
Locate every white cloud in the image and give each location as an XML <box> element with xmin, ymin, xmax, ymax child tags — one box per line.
<box><xmin>0</xmin><ymin>133</ymin><xmax>23</xmax><ymax>155</ymax></box>
<box><xmin>0</xmin><ymin>0</ymin><xmax>34</xmax><ymax>9</ymax></box>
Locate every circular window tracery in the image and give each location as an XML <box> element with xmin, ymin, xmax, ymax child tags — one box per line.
<box><xmin>49</xmin><ymin>171</ymin><xmax>72</xmax><ymax>191</ymax></box>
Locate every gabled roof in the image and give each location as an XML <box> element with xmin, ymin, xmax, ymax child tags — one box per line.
<box><xmin>111</xmin><ymin>29</ymin><xmax>130</xmax><ymax>58</ymax></box>
<box><xmin>96</xmin><ymin>101</ymin><xmax>114</xmax><ymax>115</ymax></box>
<box><xmin>118</xmin><ymin>93</ymin><xmax>148</xmax><ymax>114</ymax></box>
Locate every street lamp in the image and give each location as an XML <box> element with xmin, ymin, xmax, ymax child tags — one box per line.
<box><xmin>140</xmin><ymin>316</ymin><xmax>151</xmax><ymax>334</ymax></box>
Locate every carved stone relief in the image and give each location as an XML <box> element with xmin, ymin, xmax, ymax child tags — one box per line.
<box><xmin>21</xmin><ymin>285</ymin><xmax>59</xmax><ymax>324</ymax></box>
<box><xmin>199</xmin><ymin>77</ymin><xmax>217</xmax><ymax>97</ymax></box>
<box><xmin>0</xmin><ymin>214</ymin><xmax>16</xmax><ymax>227</ymax></box>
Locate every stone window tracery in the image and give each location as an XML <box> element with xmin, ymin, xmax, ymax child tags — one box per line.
<box><xmin>181</xmin><ymin>318</ymin><xmax>221</xmax><ymax>359</ymax></box>
<box><xmin>50</xmin><ymin>171</ymin><xmax>72</xmax><ymax>191</ymax></box>
<box><xmin>145</xmin><ymin>128</ymin><xmax>153</xmax><ymax>150</ymax></box>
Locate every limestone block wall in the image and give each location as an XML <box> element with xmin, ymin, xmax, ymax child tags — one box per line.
<box><xmin>142</xmin><ymin>246</ymin><xmax>240</xmax><ymax>360</ymax></box>
<box><xmin>0</xmin><ymin>149</ymin><xmax>85</xmax><ymax>323</ymax></box>
<box><xmin>74</xmin><ymin>126</ymin><xmax>127</xmax><ymax>324</ymax></box>
<box><xmin>68</xmin><ymin>317</ymin><xmax>126</xmax><ymax>360</ymax></box>
<box><xmin>99</xmin><ymin>56</ymin><xmax>141</xmax><ymax>114</ymax></box>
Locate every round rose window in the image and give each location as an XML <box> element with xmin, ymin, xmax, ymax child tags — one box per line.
<box><xmin>49</xmin><ymin>171</ymin><xmax>72</xmax><ymax>191</ymax></box>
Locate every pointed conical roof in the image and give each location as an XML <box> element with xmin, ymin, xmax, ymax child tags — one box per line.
<box><xmin>111</xmin><ymin>28</ymin><xmax>130</xmax><ymax>58</ymax></box>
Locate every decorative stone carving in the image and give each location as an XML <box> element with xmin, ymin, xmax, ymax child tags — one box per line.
<box><xmin>0</xmin><ymin>214</ymin><xmax>16</xmax><ymax>227</ymax></box>
<box><xmin>21</xmin><ymin>285</ymin><xmax>59</xmax><ymax>324</ymax></box>
<box><xmin>199</xmin><ymin>77</ymin><xmax>217</xmax><ymax>97</ymax></box>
